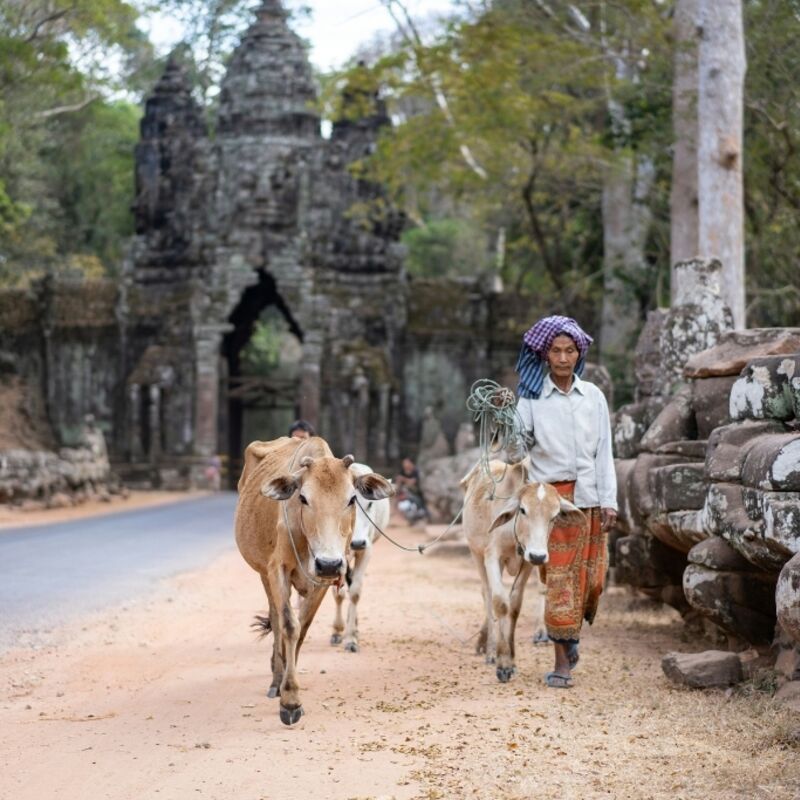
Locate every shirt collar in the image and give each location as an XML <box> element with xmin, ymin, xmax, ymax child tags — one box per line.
<box><xmin>543</xmin><ymin>373</ymin><xmax>585</xmax><ymax>397</ymax></box>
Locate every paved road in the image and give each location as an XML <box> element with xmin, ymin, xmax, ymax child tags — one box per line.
<box><xmin>0</xmin><ymin>493</ymin><xmax>238</xmax><ymax>651</ymax></box>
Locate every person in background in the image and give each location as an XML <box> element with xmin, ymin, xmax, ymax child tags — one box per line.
<box><xmin>288</xmin><ymin>420</ymin><xmax>315</xmax><ymax>439</ymax></box>
<box><xmin>515</xmin><ymin>315</ymin><xmax>617</xmax><ymax>690</ymax></box>
<box><xmin>394</xmin><ymin>456</ymin><xmax>429</xmax><ymax>524</ymax></box>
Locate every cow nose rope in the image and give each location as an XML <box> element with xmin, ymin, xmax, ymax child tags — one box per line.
<box><xmin>354</xmin><ymin>380</ymin><xmax>527</xmax><ymax>555</ymax></box>
<box><xmin>355</xmin><ymin>496</ymin><xmax>464</xmax><ymax>554</ymax></box>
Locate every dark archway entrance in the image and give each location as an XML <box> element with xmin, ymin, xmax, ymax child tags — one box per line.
<box><xmin>220</xmin><ymin>270</ymin><xmax>303</xmax><ymax>487</ymax></box>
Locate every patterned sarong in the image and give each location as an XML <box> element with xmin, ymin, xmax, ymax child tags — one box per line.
<box><xmin>543</xmin><ymin>481</ymin><xmax>607</xmax><ymax>644</ymax></box>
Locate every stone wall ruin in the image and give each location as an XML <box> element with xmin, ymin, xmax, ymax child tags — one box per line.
<box><xmin>611</xmin><ymin>259</ymin><xmax>800</xmax><ymax>696</ymax></box>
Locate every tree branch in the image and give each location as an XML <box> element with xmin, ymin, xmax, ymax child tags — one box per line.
<box><xmin>25</xmin><ymin>9</ymin><xmax>70</xmax><ymax>42</ymax></box>
<box><xmin>36</xmin><ymin>95</ymin><xmax>99</xmax><ymax>119</ymax></box>
<box><xmin>380</xmin><ymin>0</ymin><xmax>488</xmax><ymax>180</ymax></box>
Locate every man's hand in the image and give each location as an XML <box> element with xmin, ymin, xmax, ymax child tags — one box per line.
<box><xmin>600</xmin><ymin>508</ymin><xmax>618</xmax><ymax>532</ymax></box>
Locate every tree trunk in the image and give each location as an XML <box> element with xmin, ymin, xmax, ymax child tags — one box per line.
<box><xmin>697</xmin><ymin>0</ymin><xmax>746</xmax><ymax>328</ymax></box>
<box><xmin>670</xmin><ymin>0</ymin><xmax>699</xmax><ymax>289</ymax></box>
<box><xmin>600</xmin><ymin>153</ymin><xmax>655</xmax><ymax>361</ymax></box>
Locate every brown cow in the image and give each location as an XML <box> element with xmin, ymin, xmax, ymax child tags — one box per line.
<box><xmin>235</xmin><ymin>436</ymin><xmax>393</xmax><ymax>725</ymax></box>
<box><xmin>461</xmin><ymin>459</ymin><xmax>584</xmax><ymax>683</ymax></box>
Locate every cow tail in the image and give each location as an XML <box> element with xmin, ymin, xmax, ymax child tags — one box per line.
<box><xmin>250</xmin><ymin>614</ymin><xmax>272</xmax><ymax>639</ymax></box>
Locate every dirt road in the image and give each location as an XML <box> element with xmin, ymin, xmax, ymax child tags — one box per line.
<box><xmin>2</xmin><ymin>520</ymin><xmax>798</xmax><ymax>800</ymax></box>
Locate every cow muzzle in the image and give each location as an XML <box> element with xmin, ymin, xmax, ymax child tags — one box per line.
<box><xmin>314</xmin><ymin>556</ymin><xmax>345</xmax><ymax>577</ymax></box>
<box><xmin>526</xmin><ymin>551</ymin><xmax>548</xmax><ymax>565</ymax></box>
<box><xmin>350</xmin><ymin>539</ymin><xmax>367</xmax><ymax>551</ymax></box>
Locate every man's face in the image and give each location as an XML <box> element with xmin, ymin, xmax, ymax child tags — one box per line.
<box><xmin>402</xmin><ymin>458</ymin><xmax>414</xmax><ymax>472</ymax></box>
<box><xmin>291</xmin><ymin>429</ymin><xmax>310</xmax><ymax>439</ymax></box>
<box><xmin>547</xmin><ymin>334</ymin><xmax>580</xmax><ymax>380</ymax></box>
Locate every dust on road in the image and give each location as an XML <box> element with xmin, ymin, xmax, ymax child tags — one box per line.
<box><xmin>1</xmin><ymin>520</ymin><xmax>798</xmax><ymax>800</ymax></box>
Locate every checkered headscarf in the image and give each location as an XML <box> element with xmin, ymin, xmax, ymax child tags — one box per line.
<box><xmin>515</xmin><ymin>315</ymin><xmax>593</xmax><ymax>399</ymax></box>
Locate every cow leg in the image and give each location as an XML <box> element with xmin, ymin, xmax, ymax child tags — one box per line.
<box><xmin>260</xmin><ymin>575</ymin><xmax>283</xmax><ymax>699</ymax></box>
<box><xmin>531</xmin><ymin>566</ymin><xmax>549</xmax><ymax>644</ymax></box>
<box><xmin>263</xmin><ymin>568</ymin><xmax>303</xmax><ymax>725</ymax></box>
<box><xmin>485</xmin><ymin>552</ymin><xmax>514</xmax><ymax>682</ymax></box>
<box><xmin>296</xmin><ymin>584</ymin><xmax>328</xmax><ymax>655</ymax></box>
<box><xmin>471</xmin><ymin>550</ymin><xmax>493</xmax><ymax>661</ymax></box>
<box><xmin>331</xmin><ymin>582</ymin><xmax>346</xmax><ymax>645</ymax></box>
<box><xmin>508</xmin><ymin>562</ymin><xmax>532</xmax><ymax>661</ymax></box>
<box><xmin>343</xmin><ymin>546</ymin><xmax>370</xmax><ymax>652</ymax></box>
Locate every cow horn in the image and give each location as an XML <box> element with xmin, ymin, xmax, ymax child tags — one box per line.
<box><xmin>341</xmin><ymin>454</ymin><xmax>355</xmax><ymax>467</ymax></box>
<box><xmin>299</xmin><ymin>456</ymin><xmax>314</xmax><ymax>468</ymax></box>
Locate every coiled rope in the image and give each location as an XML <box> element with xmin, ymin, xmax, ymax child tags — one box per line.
<box><xmin>465</xmin><ymin>378</ymin><xmax>526</xmax><ymax>499</ymax></box>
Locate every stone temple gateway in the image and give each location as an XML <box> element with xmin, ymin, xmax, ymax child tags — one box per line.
<box><xmin>126</xmin><ymin>0</ymin><xmax>408</xmax><ymax>484</ymax></box>
<box><xmin>0</xmin><ymin>0</ymin><xmax>543</xmax><ymax>488</ymax></box>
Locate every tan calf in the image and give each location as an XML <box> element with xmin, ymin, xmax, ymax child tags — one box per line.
<box><xmin>461</xmin><ymin>459</ymin><xmax>583</xmax><ymax>683</ymax></box>
<box><xmin>235</xmin><ymin>436</ymin><xmax>393</xmax><ymax>725</ymax></box>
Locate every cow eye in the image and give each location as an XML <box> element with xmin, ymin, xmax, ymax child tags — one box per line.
<box><xmin>347</xmin><ymin>495</ymin><xmax>357</xmax><ymax>506</ymax></box>
<box><xmin>519</xmin><ymin>507</ymin><xmax>527</xmax><ymax>515</ymax></box>
<box><xmin>298</xmin><ymin>494</ymin><xmax>309</xmax><ymax>506</ymax></box>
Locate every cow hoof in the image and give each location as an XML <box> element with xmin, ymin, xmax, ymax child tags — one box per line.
<box><xmin>279</xmin><ymin>705</ymin><xmax>304</xmax><ymax>726</ymax></box>
<box><xmin>344</xmin><ymin>641</ymin><xmax>359</xmax><ymax>653</ymax></box>
<box><xmin>496</xmin><ymin>666</ymin><xmax>514</xmax><ymax>683</ymax></box>
<box><xmin>267</xmin><ymin>686</ymin><xmax>280</xmax><ymax>699</ymax></box>
<box><xmin>330</xmin><ymin>633</ymin><xmax>343</xmax><ymax>645</ymax></box>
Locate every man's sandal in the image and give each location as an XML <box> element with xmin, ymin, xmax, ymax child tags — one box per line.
<box><xmin>544</xmin><ymin>671</ymin><xmax>574</xmax><ymax>689</ymax></box>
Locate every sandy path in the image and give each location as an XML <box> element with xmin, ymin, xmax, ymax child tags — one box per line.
<box><xmin>1</xmin><ymin>522</ymin><xmax>798</xmax><ymax>800</ymax></box>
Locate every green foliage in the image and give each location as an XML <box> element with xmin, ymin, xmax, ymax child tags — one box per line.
<box><xmin>0</xmin><ymin>0</ymin><xmax>145</xmax><ymax>283</ymax></box>
<box><xmin>241</xmin><ymin>315</ymin><xmax>284</xmax><ymax>374</ymax></box>
<box><xmin>343</xmin><ymin>0</ymin><xmax>672</xmax><ymax>314</ymax></box>
<box><xmin>402</xmin><ymin>218</ymin><xmax>489</xmax><ymax>278</ymax></box>
<box><xmin>742</xmin><ymin>0</ymin><xmax>800</xmax><ymax>326</ymax></box>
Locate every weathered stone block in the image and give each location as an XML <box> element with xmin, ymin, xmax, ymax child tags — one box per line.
<box><xmin>703</xmin><ymin>483</ymin><xmax>792</xmax><ymax>573</ymax></box>
<box><xmin>640</xmin><ymin>385</ymin><xmax>696</xmax><ymax>453</ymax></box>
<box><xmin>661</xmin><ymin>650</ymin><xmax>743</xmax><ymax>688</ymax></box>
<box><xmin>650</xmin><ymin>462</ymin><xmax>707</xmax><ymax>513</ymax></box>
<box><xmin>655</xmin><ymin>440</ymin><xmax>708</xmax><ymax>459</ymax></box>
<box><xmin>612</xmin><ymin>397</ymin><xmax>668</xmax><ymax>459</ymax></box>
<box><xmin>764</xmin><ymin>495</ymin><xmax>800</xmax><ymax>555</ymax></box>
<box><xmin>615</xmin><ymin>531</ymin><xmax>687</xmax><ymax>588</ymax></box>
<box><xmin>684</xmin><ymin>328</ymin><xmax>800</xmax><ymax>378</ymax></box>
<box><xmin>688</xmin><ymin>536</ymin><xmax>756</xmax><ymax>572</ymax></box>
<box><xmin>705</xmin><ymin>420</ymin><xmax>786</xmax><ymax>482</ymax></box>
<box><xmin>628</xmin><ymin>453</ymin><xmax>687</xmax><ymax>520</ymax></box>
<box><xmin>777</xmin><ymin>553</ymin><xmax>800</xmax><ymax>648</ymax></box>
<box><xmin>647</xmin><ymin>513</ymin><xmax>689</xmax><ymax>553</ymax></box>
<box><xmin>665</xmin><ymin>509</ymin><xmax>707</xmax><ymax>550</ymax></box>
<box><xmin>774</xmin><ymin>680</ymin><xmax>800</xmax><ymax>712</ymax></box>
<box><xmin>634</xmin><ymin>308</ymin><xmax>667</xmax><ymax>397</ymax></box>
<box><xmin>613</xmin><ymin>458</ymin><xmax>637</xmax><ymax>535</ymax></box>
<box><xmin>691</xmin><ymin>375</ymin><xmax>737</xmax><ymax>439</ymax></box>
<box><xmin>683</xmin><ymin>563</ymin><xmax>776</xmax><ymax>645</ymax></box>
<box><xmin>730</xmin><ymin>355</ymin><xmax>800</xmax><ymax>422</ymax></box>
<box><xmin>740</xmin><ymin>433</ymin><xmax>800</xmax><ymax>491</ymax></box>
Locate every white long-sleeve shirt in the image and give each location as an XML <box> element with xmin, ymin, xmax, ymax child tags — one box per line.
<box><xmin>515</xmin><ymin>374</ymin><xmax>617</xmax><ymax>511</ymax></box>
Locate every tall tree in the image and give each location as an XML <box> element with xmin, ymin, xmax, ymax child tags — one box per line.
<box><xmin>697</xmin><ymin>0</ymin><xmax>746</xmax><ymax>327</ymax></box>
<box><xmin>669</xmin><ymin>0</ymin><xmax>699</xmax><ymax>288</ymax></box>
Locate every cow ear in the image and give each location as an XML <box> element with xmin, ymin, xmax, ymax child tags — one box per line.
<box><xmin>354</xmin><ymin>472</ymin><xmax>394</xmax><ymax>500</ymax></box>
<box><xmin>261</xmin><ymin>475</ymin><xmax>299</xmax><ymax>501</ymax></box>
<box><xmin>556</xmin><ymin>497</ymin><xmax>586</xmax><ymax>529</ymax></box>
<box><xmin>341</xmin><ymin>454</ymin><xmax>355</xmax><ymax>468</ymax></box>
<box><xmin>489</xmin><ymin>499</ymin><xmax>519</xmax><ymax>532</ymax></box>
